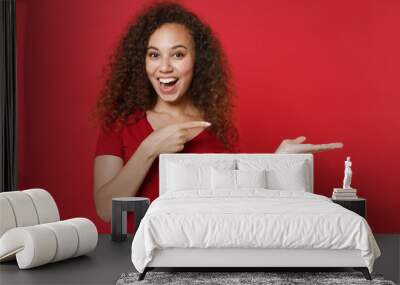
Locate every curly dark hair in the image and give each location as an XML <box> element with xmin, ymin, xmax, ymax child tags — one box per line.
<box><xmin>92</xmin><ymin>1</ymin><xmax>238</xmax><ymax>151</ymax></box>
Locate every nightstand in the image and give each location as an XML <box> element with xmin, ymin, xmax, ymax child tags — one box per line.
<box><xmin>331</xmin><ymin>198</ymin><xmax>366</xmax><ymax>218</ymax></box>
<box><xmin>111</xmin><ymin>197</ymin><xmax>150</xmax><ymax>242</ymax></box>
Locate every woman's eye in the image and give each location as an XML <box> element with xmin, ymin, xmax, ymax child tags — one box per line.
<box><xmin>148</xmin><ymin>52</ymin><xmax>159</xmax><ymax>59</ymax></box>
<box><xmin>174</xmin><ymin>52</ymin><xmax>185</xmax><ymax>59</ymax></box>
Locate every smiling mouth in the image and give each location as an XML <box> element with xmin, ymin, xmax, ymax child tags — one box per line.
<box><xmin>157</xmin><ymin>77</ymin><xmax>179</xmax><ymax>94</ymax></box>
<box><xmin>158</xmin><ymin>77</ymin><xmax>179</xmax><ymax>87</ymax></box>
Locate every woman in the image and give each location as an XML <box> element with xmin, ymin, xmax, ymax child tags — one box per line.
<box><xmin>93</xmin><ymin>2</ymin><xmax>342</xmax><ymax>222</ymax></box>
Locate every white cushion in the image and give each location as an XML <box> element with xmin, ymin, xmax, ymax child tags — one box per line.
<box><xmin>211</xmin><ymin>168</ymin><xmax>236</xmax><ymax>190</ymax></box>
<box><xmin>0</xmin><ymin>218</ymin><xmax>97</xmax><ymax>269</ymax></box>
<box><xmin>0</xmin><ymin>226</ymin><xmax>57</xmax><ymax>268</ymax></box>
<box><xmin>42</xmin><ymin>221</ymin><xmax>78</xmax><ymax>262</ymax></box>
<box><xmin>0</xmin><ymin>192</ymin><xmax>39</xmax><ymax>227</ymax></box>
<box><xmin>238</xmin><ymin>159</ymin><xmax>309</xmax><ymax>191</ymax></box>
<box><xmin>23</xmin><ymin>189</ymin><xmax>60</xmax><ymax>224</ymax></box>
<box><xmin>0</xmin><ymin>196</ymin><xmax>17</xmax><ymax>237</ymax></box>
<box><xmin>267</xmin><ymin>165</ymin><xmax>307</xmax><ymax>191</ymax></box>
<box><xmin>66</xmin><ymin>218</ymin><xmax>98</xmax><ymax>257</ymax></box>
<box><xmin>237</xmin><ymin>169</ymin><xmax>267</xmax><ymax>188</ymax></box>
<box><xmin>167</xmin><ymin>160</ymin><xmax>235</xmax><ymax>192</ymax></box>
<box><xmin>211</xmin><ymin>169</ymin><xmax>267</xmax><ymax>190</ymax></box>
<box><xmin>0</xmin><ymin>189</ymin><xmax>60</xmax><ymax>239</ymax></box>
<box><xmin>167</xmin><ymin>163</ymin><xmax>210</xmax><ymax>191</ymax></box>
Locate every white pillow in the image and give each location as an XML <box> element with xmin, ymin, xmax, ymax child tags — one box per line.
<box><xmin>211</xmin><ymin>168</ymin><xmax>236</xmax><ymax>189</ymax></box>
<box><xmin>166</xmin><ymin>160</ymin><xmax>235</xmax><ymax>192</ymax></box>
<box><xmin>267</xmin><ymin>167</ymin><xmax>307</xmax><ymax>191</ymax></box>
<box><xmin>167</xmin><ymin>163</ymin><xmax>210</xmax><ymax>191</ymax></box>
<box><xmin>211</xmin><ymin>168</ymin><xmax>267</xmax><ymax>190</ymax></box>
<box><xmin>237</xmin><ymin>169</ymin><xmax>267</xmax><ymax>188</ymax></box>
<box><xmin>238</xmin><ymin>159</ymin><xmax>309</xmax><ymax>191</ymax></box>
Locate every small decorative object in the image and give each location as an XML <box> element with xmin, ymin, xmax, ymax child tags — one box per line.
<box><xmin>332</xmin><ymin>157</ymin><xmax>358</xmax><ymax>199</ymax></box>
<box><xmin>343</xmin><ymin>156</ymin><xmax>352</xmax><ymax>189</ymax></box>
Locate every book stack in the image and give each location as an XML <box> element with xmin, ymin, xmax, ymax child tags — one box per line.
<box><xmin>332</xmin><ymin>188</ymin><xmax>358</xmax><ymax>199</ymax></box>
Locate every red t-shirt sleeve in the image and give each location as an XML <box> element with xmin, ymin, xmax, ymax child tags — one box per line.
<box><xmin>94</xmin><ymin>124</ymin><xmax>123</xmax><ymax>158</ymax></box>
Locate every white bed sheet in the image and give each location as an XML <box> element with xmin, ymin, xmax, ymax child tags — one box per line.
<box><xmin>131</xmin><ymin>190</ymin><xmax>380</xmax><ymax>273</ymax></box>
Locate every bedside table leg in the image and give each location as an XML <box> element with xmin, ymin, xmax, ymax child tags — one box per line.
<box><xmin>112</xmin><ymin>201</ymin><xmax>127</xmax><ymax>242</ymax></box>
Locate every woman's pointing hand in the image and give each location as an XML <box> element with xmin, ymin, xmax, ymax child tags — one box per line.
<box><xmin>142</xmin><ymin>121</ymin><xmax>212</xmax><ymax>157</ymax></box>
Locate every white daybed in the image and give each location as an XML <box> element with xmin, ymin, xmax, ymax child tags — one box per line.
<box><xmin>131</xmin><ymin>154</ymin><xmax>380</xmax><ymax>280</ymax></box>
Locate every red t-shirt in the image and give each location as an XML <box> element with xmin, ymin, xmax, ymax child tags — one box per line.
<box><xmin>95</xmin><ymin>111</ymin><xmax>238</xmax><ymax>201</ymax></box>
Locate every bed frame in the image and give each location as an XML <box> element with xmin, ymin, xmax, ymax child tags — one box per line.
<box><xmin>141</xmin><ymin>248</ymin><xmax>370</xmax><ymax>280</ymax></box>
<box><xmin>138</xmin><ymin>154</ymin><xmax>371</xmax><ymax>280</ymax></box>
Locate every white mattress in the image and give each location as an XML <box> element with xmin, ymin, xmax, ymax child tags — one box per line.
<box><xmin>131</xmin><ymin>190</ymin><xmax>380</xmax><ymax>273</ymax></box>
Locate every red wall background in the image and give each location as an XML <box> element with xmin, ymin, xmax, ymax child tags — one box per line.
<box><xmin>16</xmin><ymin>0</ymin><xmax>400</xmax><ymax>233</ymax></box>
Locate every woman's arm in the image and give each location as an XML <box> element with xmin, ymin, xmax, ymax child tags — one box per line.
<box><xmin>93</xmin><ymin>120</ymin><xmax>211</xmax><ymax>222</ymax></box>
<box><xmin>93</xmin><ymin>142</ymin><xmax>156</xmax><ymax>222</ymax></box>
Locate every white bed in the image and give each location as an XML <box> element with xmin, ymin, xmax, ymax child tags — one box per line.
<box><xmin>131</xmin><ymin>154</ymin><xmax>380</xmax><ymax>280</ymax></box>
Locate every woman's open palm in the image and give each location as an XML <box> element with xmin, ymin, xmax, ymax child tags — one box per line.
<box><xmin>275</xmin><ymin>136</ymin><xmax>343</xmax><ymax>154</ymax></box>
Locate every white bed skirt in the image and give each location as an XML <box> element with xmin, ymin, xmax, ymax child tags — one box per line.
<box><xmin>147</xmin><ymin>248</ymin><xmax>366</xmax><ymax>268</ymax></box>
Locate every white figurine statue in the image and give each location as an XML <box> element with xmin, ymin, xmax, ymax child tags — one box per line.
<box><xmin>342</xmin><ymin>156</ymin><xmax>352</xmax><ymax>189</ymax></box>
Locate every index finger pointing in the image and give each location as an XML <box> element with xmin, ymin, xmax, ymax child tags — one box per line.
<box><xmin>176</xmin><ymin>121</ymin><xmax>212</xmax><ymax>130</ymax></box>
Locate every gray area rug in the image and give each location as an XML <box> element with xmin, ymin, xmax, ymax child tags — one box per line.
<box><xmin>116</xmin><ymin>271</ymin><xmax>396</xmax><ymax>285</ymax></box>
